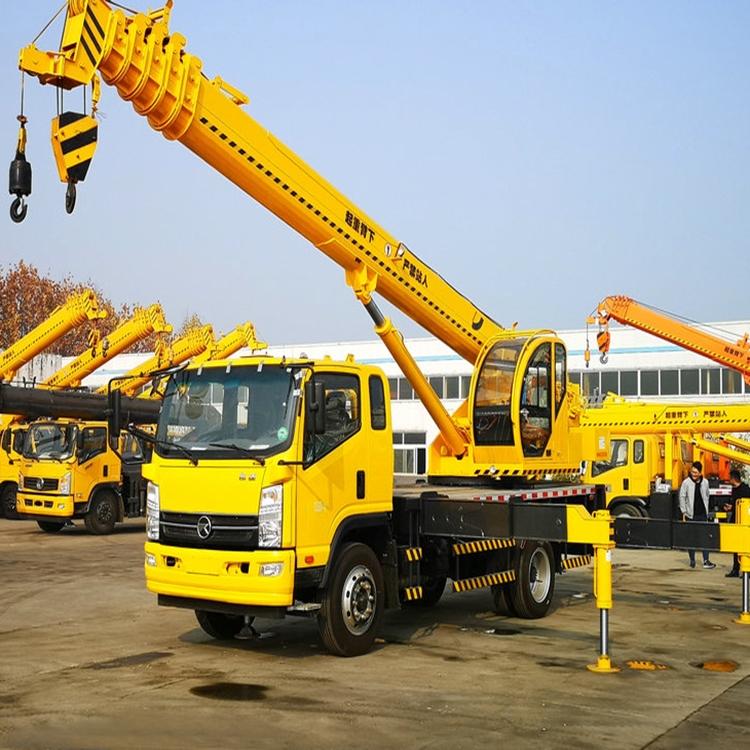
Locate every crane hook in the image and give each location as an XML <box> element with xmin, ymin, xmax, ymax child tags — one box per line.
<box><xmin>65</xmin><ymin>180</ymin><xmax>76</xmax><ymax>214</ymax></box>
<box><xmin>599</xmin><ymin>353</ymin><xmax>608</xmax><ymax>365</ymax></box>
<box><xmin>9</xmin><ymin>116</ymin><xmax>32</xmax><ymax>223</ymax></box>
<box><xmin>9</xmin><ymin>196</ymin><xmax>28</xmax><ymax>223</ymax></box>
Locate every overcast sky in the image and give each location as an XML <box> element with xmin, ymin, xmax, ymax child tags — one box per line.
<box><xmin>1</xmin><ymin>1</ymin><xmax>748</xmax><ymax>350</ymax></box>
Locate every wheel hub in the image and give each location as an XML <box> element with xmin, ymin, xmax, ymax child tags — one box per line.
<box><xmin>341</xmin><ymin>564</ymin><xmax>376</xmax><ymax>635</ymax></box>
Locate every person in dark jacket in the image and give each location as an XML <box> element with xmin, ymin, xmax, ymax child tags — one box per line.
<box><xmin>724</xmin><ymin>469</ymin><xmax>750</xmax><ymax>578</ymax></box>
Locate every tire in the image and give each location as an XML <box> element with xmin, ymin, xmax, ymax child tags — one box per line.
<box><xmin>510</xmin><ymin>541</ymin><xmax>555</xmax><ymax>619</ymax></box>
<box><xmin>318</xmin><ymin>542</ymin><xmax>384</xmax><ymax>657</ymax></box>
<box><xmin>1</xmin><ymin>484</ymin><xmax>19</xmax><ymax>520</ymax></box>
<box><xmin>491</xmin><ymin>583</ymin><xmax>517</xmax><ymax>617</ymax></box>
<box><xmin>37</xmin><ymin>520</ymin><xmax>66</xmax><ymax>533</ymax></box>
<box><xmin>195</xmin><ymin>610</ymin><xmax>248</xmax><ymax>640</ymax></box>
<box><xmin>413</xmin><ymin>574</ymin><xmax>448</xmax><ymax>608</ymax></box>
<box><xmin>84</xmin><ymin>490</ymin><xmax>119</xmax><ymax>535</ymax></box>
<box><xmin>611</xmin><ymin>502</ymin><xmax>644</xmax><ymax>518</ymax></box>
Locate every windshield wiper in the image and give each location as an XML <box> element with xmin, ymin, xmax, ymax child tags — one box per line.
<box><xmin>208</xmin><ymin>442</ymin><xmax>266</xmax><ymax>466</ymax></box>
<box><xmin>129</xmin><ymin>426</ymin><xmax>198</xmax><ymax>466</ymax></box>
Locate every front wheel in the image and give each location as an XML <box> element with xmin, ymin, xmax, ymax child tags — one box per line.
<box><xmin>510</xmin><ymin>541</ymin><xmax>555</xmax><ymax>619</ymax></box>
<box><xmin>318</xmin><ymin>543</ymin><xmax>384</xmax><ymax>657</ymax></box>
<box><xmin>37</xmin><ymin>520</ymin><xmax>65</xmax><ymax>533</ymax></box>
<box><xmin>1</xmin><ymin>484</ymin><xmax>19</xmax><ymax>519</ymax></box>
<box><xmin>195</xmin><ymin>611</ymin><xmax>248</xmax><ymax>640</ymax></box>
<box><xmin>84</xmin><ymin>490</ymin><xmax>119</xmax><ymax>535</ymax></box>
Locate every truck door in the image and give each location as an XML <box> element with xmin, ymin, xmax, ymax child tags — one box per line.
<box><xmin>297</xmin><ymin>372</ymin><xmax>367</xmax><ymax>558</ymax></box>
<box><xmin>76</xmin><ymin>425</ymin><xmax>111</xmax><ymax>504</ymax></box>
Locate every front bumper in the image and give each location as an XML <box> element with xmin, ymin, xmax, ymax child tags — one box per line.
<box><xmin>17</xmin><ymin>492</ymin><xmax>74</xmax><ymax>519</ymax></box>
<box><xmin>144</xmin><ymin>541</ymin><xmax>296</xmax><ymax>608</ymax></box>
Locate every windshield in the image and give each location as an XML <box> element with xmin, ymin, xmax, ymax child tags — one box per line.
<box><xmin>23</xmin><ymin>422</ymin><xmax>77</xmax><ymax>460</ymax></box>
<box><xmin>156</xmin><ymin>363</ymin><xmax>300</xmax><ymax>460</ymax></box>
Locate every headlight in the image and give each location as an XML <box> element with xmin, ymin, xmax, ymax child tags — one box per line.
<box><xmin>258</xmin><ymin>484</ymin><xmax>283</xmax><ymax>548</ymax></box>
<box><xmin>59</xmin><ymin>472</ymin><xmax>71</xmax><ymax>495</ymax></box>
<box><xmin>146</xmin><ymin>481</ymin><xmax>160</xmax><ymax>541</ymax></box>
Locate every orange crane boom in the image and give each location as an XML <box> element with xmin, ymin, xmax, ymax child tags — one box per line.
<box><xmin>588</xmin><ymin>295</ymin><xmax>750</xmax><ymax>384</ymax></box>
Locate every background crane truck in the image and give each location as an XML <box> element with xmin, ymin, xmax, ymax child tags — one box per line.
<box><xmin>17</xmin><ymin>1</ymin><xmax>711</xmax><ymax>656</ymax></box>
<box><xmin>14</xmin><ymin>303</ymin><xmax>171</xmax><ymax>533</ymax></box>
<box><xmin>16</xmin><ymin>322</ymin><xmax>262</xmax><ymax>534</ymax></box>
<box><xmin>582</xmin><ymin>296</ymin><xmax>750</xmax><ymax>517</ymax></box>
<box><xmin>0</xmin><ymin>289</ymin><xmax>106</xmax><ymax>517</ymax></box>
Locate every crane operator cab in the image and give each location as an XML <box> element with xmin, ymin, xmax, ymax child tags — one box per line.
<box><xmin>429</xmin><ymin>332</ymin><xmax>582</xmax><ymax>484</ymax></box>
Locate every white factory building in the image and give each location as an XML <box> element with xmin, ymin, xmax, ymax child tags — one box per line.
<box><xmin>14</xmin><ymin>320</ymin><xmax>750</xmax><ymax>475</ymax></box>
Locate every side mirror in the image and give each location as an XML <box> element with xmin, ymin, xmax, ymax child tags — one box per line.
<box><xmin>305</xmin><ymin>380</ymin><xmax>326</xmax><ymax>434</ymax></box>
<box><xmin>108</xmin><ymin>389</ymin><xmax>122</xmax><ymax>451</ymax></box>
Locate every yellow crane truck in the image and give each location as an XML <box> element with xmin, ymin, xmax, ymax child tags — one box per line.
<box><xmin>0</xmin><ymin>289</ymin><xmax>106</xmax><ymax>517</ymax></box>
<box><xmin>10</xmin><ymin>0</ymin><xmax>620</xmax><ymax>656</ymax></box>
<box><xmin>15</xmin><ymin>304</ymin><xmax>171</xmax><ymax>533</ymax></box>
<box><xmin>16</xmin><ymin>322</ymin><xmax>261</xmax><ymax>534</ymax></box>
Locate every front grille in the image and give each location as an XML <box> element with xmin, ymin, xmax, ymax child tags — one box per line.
<box><xmin>22</xmin><ymin>477</ymin><xmax>59</xmax><ymax>492</ymax></box>
<box><xmin>160</xmin><ymin>512</ymin><xmax>259</xmax><ymax>551</ymax></box>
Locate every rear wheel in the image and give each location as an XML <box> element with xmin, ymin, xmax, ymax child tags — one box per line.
<box><xmin>84</xmin><ymin>490</ymin><xmax>119</xmax><ymax>535</ymax></box>
<box><xmin>37</xmin><ymin>520</ymin><xmax>65</xmax><ymax>533</ymax></box>
<box><xmin>195</xmin><ymin>611</ymin><xmax>248</xmax><ymax>640</ymax></box>
<box><xmin>414</xmin><ymin>573</ymin><xmax>448</xmax><ymax>608</ymax></box>
<box><xmin>612</xmin><ymin>502</ymin><xmax>644</xmax><ymax>518</ymax></box>
<box><xmin>318</xmin><ymin>543</ymin><xmax>384</xmax><ymax>657</ymax></box>
<box><xmin>491</xmin><ymin>583</ymin><xmax>517</xmax><ymax>617</ymax></box>
<box><xmin>1</xmin><ymin>484</ymin><xmax>19</xmax><ymax>519</ymax></box>
<box><xmin>510</xmin><ymin>541</ymin><xmax>555</xmax><ymax>619</ymax></box>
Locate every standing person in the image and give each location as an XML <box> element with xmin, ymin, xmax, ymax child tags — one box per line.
<box><xmin>724</xmin><ymin>469</ymin><xmax>750</xmax><ymax>578</ymax></box>
<box><xmin>678</xmin><ymin>461</ymin><xmax>716</xmax><ymax>569</ymax></box>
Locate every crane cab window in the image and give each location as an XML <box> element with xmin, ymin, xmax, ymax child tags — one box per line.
<box><xmin>520</xmin><ymin>343</ymin><xmax>552</xmax><ymax>457</ymax></box>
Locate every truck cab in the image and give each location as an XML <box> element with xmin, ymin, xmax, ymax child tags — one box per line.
<box><xmin>17</xmin><ymin>419</ymin><xmax>147</xmax><ymax>534</ymax></box>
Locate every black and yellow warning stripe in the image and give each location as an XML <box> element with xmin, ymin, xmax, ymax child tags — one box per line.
<box><xmin>453</xmin><ymin>569</ymin><xmax>516</xmax><ymax>593</ymax></box>
<box><xmin>402</xmin><ymin>547</ymin><xmax>423</xmax><ymax>563</ymax></box>
<box><xmin>561</xmin><ymin>555</ymin><xmax>592</xmax><ymax>570</ymax></box>
<box><xmin>452</xmin><ymin>538</ymin><xmax>515</xmax><ymax>556</ymax></box>
<box><xmin>402</xmin><ymin>586</ymin><xmax>423</xmax><ymax>602</ymax></box>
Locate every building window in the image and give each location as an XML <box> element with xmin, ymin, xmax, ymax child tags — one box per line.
<box><xmin>702</xmin><ymin>369</ymin><xmax>721</xmax><ymax>395</ymax></box>
<box><xmin>723</xmin><ymin>369</ymin><xmax>743</xmax><ymax>395</ymax></box>
<box><xmin>445</xmin><ymin>376</ymin><xmax>460</xmax><ymax>399</ymax></box>
<box><xmin>388</xmin><ymin>378</ymin><xmax>398</xmax><ymax>401</ymax></box>
<box><xmin>661</xmin><ymin>370</ymin><xmax>679</xmax><ymax>396</ymax></box>
<box><xmin>619</xmin><ymin>370</ymin><xmax>637</xmax><ymax>396</ymax></box>
<box><xmin>600</xmin><ymin>371</ymin><xmax>618</xmax><ymax>395</ymax></box>
<box><xmin>429</xmin><ymin>376</ymin><xmax>444</xmax><ymax>398</ymax></box>
<box><xmin>681</xmin><ymin>369</ymin><xmax>699</xmax><ymax>395</ymax></box>
<box><xmin>641</xmin><ymin>371</ymin><xmax>658</xmax><ymax>396</ymax></box>
<box><xmin>393</xmin><ymin>431</ymin><xmax>426</xmax><ymax>475</ymax></box>
<box><xmin>398</xmin><ymin>378</ymin><xmax>414</xmax><ymax>400</ymax></box>
<box><xmin>582</xmin><ymin>372</ymin><xmax>600</xmax><ymax>398</ymax></box>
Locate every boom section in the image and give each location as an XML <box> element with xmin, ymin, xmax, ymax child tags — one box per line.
<box><xmin>590</xmin><ymin>296</ymin><xmax>750</xmax><ymax>383</ymax></box>
<box><xmin>18</xmin><ymin>0</ymin><xmax>501</xmax><ymax>364</ymax></box>
<box><xmin>580</xmin><ymin>397</ymin><xmax>750</xmax><ymax>435</ymax></box>
<box><xmin>0</xmin><ymin>289</ymin><xmax>105</xmax><ymax>383</ymax></box>
<box><xmin>96</xmin><ymin>324</ymin><xmax>215</xmax><ymax>397</ymax></box>
<box><xmin>43</xmin><ymin>303</ymin><xmax>171</xmax><ymax>389</ymax></box>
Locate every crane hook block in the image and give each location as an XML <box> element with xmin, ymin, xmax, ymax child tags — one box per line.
<box><xmin>9</xmin><ymin>120</ymin><xmax>32</xmax><ymax>224</ymax></box>
<box><xmin>51</xmin><ymin>112</ymin><xmax>98</xmax><ymax>214</ymax></box>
